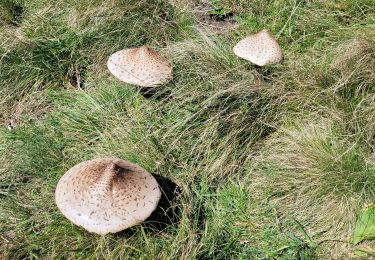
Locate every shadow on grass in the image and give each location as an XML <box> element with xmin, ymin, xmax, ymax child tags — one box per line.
<box><xmin>115</xmin><ymin>174</ymin><xmax>182</xmax><ymax>237</ymax></box>
<box><xmin>69</xmin><ymin>66</ymin><xmax>87</xmax><ymax>89</ymax></box>
<box><xmin>137</xmin><ymin>87</ymin><xmax>172</xmax><ymax>101</ymax></box>
<box><xmin>0</xmin><ymin>1</ymin><xmax>24</xmax><ymax>26</ymax></box>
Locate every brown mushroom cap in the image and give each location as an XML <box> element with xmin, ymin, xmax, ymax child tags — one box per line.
<box><xmin>55</xmin><ymin>158</ymin><xmax>161</xmax><ymax>235</ymax></box>
<box><xmin>233</xmin><ymin>29</ymin><xmax>282</xmax><ymax>66</ymax></box>
<box><xmin>107</xmin><ymin>46</ymin><xmax>173</xmax><ymax>87</ymax></box>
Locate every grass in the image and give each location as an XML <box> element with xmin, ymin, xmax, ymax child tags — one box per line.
<box><xmin>0</xmin><ymin>0</ymin><xmax>375</xmax><ymax>259</ymax></box>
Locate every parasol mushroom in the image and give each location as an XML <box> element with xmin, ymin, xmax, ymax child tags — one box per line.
<box><xmin>233</xmin><ymin>29</ymin><xmax>282</xmax><ymax>66</ymax></box>
<box><xmin>107</xmin><ymin>46</ymin><xmax>172</xmax><ymax>87</ymax></box>
<box><xmin>55</xmin><ymin>158</ymin><xmax>161</xmax><ymax>235</ymax></box>
<box><xmin>7</xmin><ymin>119</ymin><xmax>15</xmax><ymax>132</ymax></box>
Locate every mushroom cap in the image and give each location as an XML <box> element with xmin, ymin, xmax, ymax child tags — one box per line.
<box><xmin>233</xmin><ymin>29</ymin><xmax>282</xmax><ymax>66</ymax></box>
<box><xmin>107</xmin><ymin>46</ymin><xmax>173</xmax><ymax>87</ymax></box>
<box><xmin>55</xmin><ymin>158</ymin><xmax>161</xmax><ymax>235</ymax></box>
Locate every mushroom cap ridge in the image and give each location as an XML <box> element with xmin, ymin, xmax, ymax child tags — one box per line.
<box><xmin>233</xmin><ymin>29</ymin><xmax>283</xmax><ymax>66</ymax></box>
<box><xmin>107</xmin><ymin>46</ymin><xmax>173</xmax><ymax>87</ymax></box>
<box><xmin>55</xmin><ymin>158</ymin><xmax>161</xmax><ymax>235</ymax></box>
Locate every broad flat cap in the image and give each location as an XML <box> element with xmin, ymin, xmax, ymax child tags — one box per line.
<box><xmin>55</xmin><ymin>158</ymin><xmax>161</xmax><ymax>235</ymax></box>
<box><xmin>107</xmin><ymin>46</ymin><xmax>172</xmax><ymax>87</ymax></box>
<box><xmin>233</xmin><ymin>29</ymin><xmax>282</xmax><ymax>66</ymax></box>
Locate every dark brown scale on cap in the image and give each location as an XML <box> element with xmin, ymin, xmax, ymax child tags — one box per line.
<box><xmin>55</xmin><ymin>158</ymin><xmax>161</xmax><ymax>235</ymax></box>
<box><xmin>233</xmin><ymin>29</ymin><xmax>282</xmax><ymax>66</ymax></box>
<box><xmin>107</xmin><ymin>46</ymin><xmax>173</xmax><ymax>87</ymax></box>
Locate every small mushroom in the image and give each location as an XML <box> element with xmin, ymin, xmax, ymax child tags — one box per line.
<box><xmin>55</xmin><ymin>158</ymin><xmax>161</xmax><ymax>235</ymax></box>
<box><xmin>107</xmin><ymin>46</ymin><xmax>173</xmax><ymax>87</ymax></box>
<box><xmin>7</xmin><ymin>119</ymin><xmax>15</xmax><ymax>132</ymax></box>
<box><xmin>233</xmin><ymin>29</ymin><xmax>282</xmax><ymax>66</ymax></box>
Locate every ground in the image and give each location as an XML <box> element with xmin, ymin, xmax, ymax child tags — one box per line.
<box><xmin>0</xmin><ymin>0</ymin><xmax>374</xmax><ymax>259</ymax></box>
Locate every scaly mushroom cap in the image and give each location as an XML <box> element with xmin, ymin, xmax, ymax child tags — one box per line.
<box><xmin>55</xmin><ymin>158</ymin><xmax>161</xmax><ymax>235</ymax></box>
<box><xmin>107</xmin><ymin>46</ymin><xmax>173</xmax><ymax>87</ymax></box>
<box><xmin>233</xmin><ymin>29</ymin><xmax>282</xmax><ymax>66</ymax></box>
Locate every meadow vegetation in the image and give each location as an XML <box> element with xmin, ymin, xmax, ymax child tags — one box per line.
<box><xmin>0</xmin><ymin>0</ymin><xmax>374</xmax><ymax>258</ymax></box>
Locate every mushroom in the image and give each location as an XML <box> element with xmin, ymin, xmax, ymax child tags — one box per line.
<box><xmin>233</xmin><ymin>29</ymin><xmax>282</xmax><ymax>66</ymax></box>
<box><xmin>7</xmin><ymin>119</ymin><xmax>15</xmax><ymax>132</ymax></box>
<box><xmin>55</xmin><ymin>158</ymin><xmax>161</xmax><ymax>235</ymax></box>
<box><xmin>107</xmin><ymin>46</ymin><xmax>173</xmax><ymax>87</ymax></box>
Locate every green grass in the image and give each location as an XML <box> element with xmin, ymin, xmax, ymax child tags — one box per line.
<box><xmin>1</xmin><ymin>0</ymin><xmax>375</xmax><ymax>259</ymax></box>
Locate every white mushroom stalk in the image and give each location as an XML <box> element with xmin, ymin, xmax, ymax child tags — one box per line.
<box><xmin>233</xmin><ymin>29</ymin><xmax>283</xmax><ymax>66</ymax></box>
<box><xmin>55</xmin><ymin>158</ymin><xmax>161</xmax><ymax>235</ymax></box>
<box><xmin>107</xmin><ymin>46</ymin><xmax>173</xmax><ymax>87</ymax></box>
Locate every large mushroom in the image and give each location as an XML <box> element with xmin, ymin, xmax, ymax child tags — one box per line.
<box><xmin>55</xmin><ymin>158</ymin><xmax>161</xmax><ymax>235</ymax></box>
<box><xmin>233</xmin><ymin>29</ymin><xmax>282</xmax><ymax>66</ymax></box>
<box><xmin>107</xmin><ymin>46</ymin><xmax>173</xmax><ymax>87</ymax></box>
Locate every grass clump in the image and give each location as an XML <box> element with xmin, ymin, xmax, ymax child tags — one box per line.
<box><xmin>253</xmin><ymin>117</ymin><xmax>375</xmax><ymax>257</ymax></box>
<box><xmin>251</xmin><ymin>25</ymin><xmax>375</xmax><ymax>258</ymax></box>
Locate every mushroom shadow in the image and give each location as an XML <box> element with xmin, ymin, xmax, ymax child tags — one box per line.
<box><xmin>209</xmin><ymin>11</ymin><xmax>234</xmax><ymax>22</ymax></box>
<box><xmin>143</xmin><ymin>174</ymin><xmax>182</xmax><ymax>230</ymax></box>
<box><xmin>253</xmin><ymin>65</ymin><xmax>277</xmax><ymax>84</ymax></box>
<box><xmin>69</xmin><ymin>66</ymin><xmax>86</xmax><ymax>89</ymax></box>
<box><xmin>1</xmin><ymin>2</ymin><xmax>24</xmax><ymax>26</ymax></box>
<box><xmin>114</xmin><ymin>174</ymin><xmax>182</xmax><ymax>237</ymax></box>
<box><xmin>137</xmin><ymin>87</ymin><xmax>172</xmax><ymax>101</ymax></box>
<box><xmin>10</xmin><ymin>4</ymin><xmax>23</xmax><ymax>25</ymax></box>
